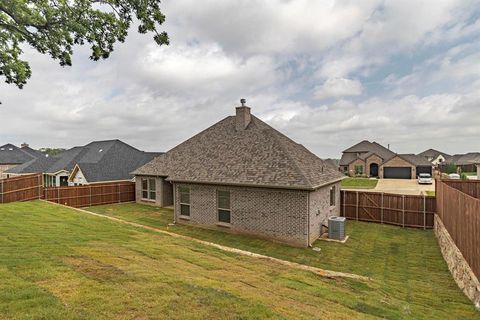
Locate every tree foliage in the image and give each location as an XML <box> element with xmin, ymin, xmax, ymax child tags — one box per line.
<box><xmin>0</xmin><ymin>0</ymin><xmax>169</xmax><ymax>88</ymax></box>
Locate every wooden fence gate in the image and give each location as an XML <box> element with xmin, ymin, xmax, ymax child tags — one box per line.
<box><xmin>341</xmin><ymin>190</ymin><xmax>436</xmax><ymax>229</ymax></box>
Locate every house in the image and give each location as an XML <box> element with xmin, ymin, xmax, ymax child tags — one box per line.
<box><xmin>441</xmin><ymin>153</ymin><xmax>480</xmax><ymax>173</ymax></box>
<box><xmin>0</xmin><ymin>143</ymin><xmax>43</xmax><ymax>178</ymax></box>
<box><xmin>417</xmin><ymin>149</ymin><xmax>450</xmax><ymax>166</ymax></box>
<box><xmin>6</xmin><ymin>140</ymin><xmax>161</xmax><ymax>186</ymax></box>
<box><xmin>133</xmin><ymin>102</ymin><xmax>345</xmax><ymax>247</ymax></box>
<box><xmin>340</xmin><ymin>140</ymin><xmax>433</xmax><ymax>179</ymax></box>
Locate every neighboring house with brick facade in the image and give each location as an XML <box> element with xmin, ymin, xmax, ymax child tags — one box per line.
<box><xmin>340</xmin><ymin>140</ymin><xmax>433</xmax><ymax>179</ymax></box>
<box><xmin>0</xmin><ymin>143</ymin><xmax>43</xmax><ymax>178</ymax></box>
<box><xmin>133</xmin><ymin>103</ymin><xmax>344</xmax><ymax>246</ymax></box>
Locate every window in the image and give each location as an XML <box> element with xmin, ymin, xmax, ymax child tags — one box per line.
<box><xmin>141</xmin><ymin>178</ymin><xmax>156</xmax><ymax>200</ymax></box>
<box><xmin>179</xmin><ymin>187</ymin><xmax>190</xmax><ymax>216</ymax></box>
<box><xmin>330</xmin><ymin>186</ymin><xmax>336</xmax><ymax>207</ymax></box>
<box><xmin>217</xmin><ymin>190</ymin><xmax>231</xmax><ymax>224</ymax></box>
<box><xmin>354</xmin><ymin>165</ymin><xmax>363</xmax><ymax>175</ymax></box>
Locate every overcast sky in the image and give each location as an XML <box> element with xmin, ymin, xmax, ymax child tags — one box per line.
<box><xmin>1</xmin><ymin>0</ymin><xmax>480</xmax><ymax>158</ymax></box>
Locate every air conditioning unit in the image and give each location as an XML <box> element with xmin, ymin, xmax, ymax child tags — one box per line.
<box><xmin>328</xmin><ymin>216</ymin><xmax>346</xmax><ymax>240</ymax></box>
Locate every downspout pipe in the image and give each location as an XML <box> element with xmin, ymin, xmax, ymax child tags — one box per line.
<box><xmin>172</xmin><ymin>181</ymin><xmax>176</xmax><ymax>224</ymax></box>
<box><xmin>307</xmin><ymin>192</ymin><xmax>311</xmax><ymax>247</ymax></box>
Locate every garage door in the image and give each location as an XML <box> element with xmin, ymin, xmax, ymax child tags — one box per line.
<box><xmin>384</xmin><ymin>167</ymin><xmax>412</xmax><ymax>179</ymax></box>
<box><xmin>416</xmin><ymin>166</ymin><xmax>432</xmax><ymax>176</ymax></box>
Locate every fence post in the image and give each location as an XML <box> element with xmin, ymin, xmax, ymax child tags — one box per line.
<box><xmin>356</xmin><ymin>191</ymin><xmax>359</xmax><ymax>221</ymax></box>
<box><xmin>423</xmin><ymin>194</ymin><xmax>427</xmax><ymax>230</ymax></box>
<box><xmin>381</xmin><ymin>192</ymin><xmax>384</xmax><ymax>224</ymax></box>
<box><xmin>118</xmin><ymin>184</ymin><xmax>121</xmax><ymax>203</ymax></box>
<box><xmin>342</xmin><ymin>190</ymin><xmax>346</xmax><ymax>217</ymax></box>
<box><xmin>57</xmin><ymin>187</ymin><xmax>60</xmax><ymax>204</ymax></box>
<box><xmin>90</xmin><ymin>186</ymin><xmax>92</xmax><ymax>207</ymax></box>
<box><xmin>0</xmin><ymin>179</ymin><xmax>3</xmax><ymax>204</ymax></box>
<box><xmin>402</xmin><ymin>195</ymin><xmax>405</xmax><ymax>228</ymax></box>
<box><xmin>37</xmin><ymin>174</ymin><xmax>41</xmax><ymax>199</ymax></box>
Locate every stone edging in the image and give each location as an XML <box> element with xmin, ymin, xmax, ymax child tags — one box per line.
<box><xmin>434</xmin><ymin>215</ymin><xmax>480</xmax><ymax>309</ymax></box>
<box><xmin>40</xmin><ymin>200</ymin><xmax>370</xmax><ymax>282</ymax></box>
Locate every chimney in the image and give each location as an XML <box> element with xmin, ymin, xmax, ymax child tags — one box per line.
<box><xmin>235</xmin><ymin>99</ymin><xmax>251</xmax><ymax>131</ymax></box>
<box><xmin>21</xmin><ymin>142</ymin><xmax>29</xmax><ymax>148</ymax></box>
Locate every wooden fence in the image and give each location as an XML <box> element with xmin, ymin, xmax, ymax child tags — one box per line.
<box><xmin>44</xmin><ymin>182</ymin><xmax>135</xmax><ymax>208</ymax></box>
<box><xmin>0</xmin><ymin>174</ymin><xmax>43</xmax><ymax>203</ymax></box>
<box><xmin>442</xmin><ymin>179</ymin><xmax>480</xmax><ymax>199</ymax></box>
<box><xmin>341</xmin><ymin>190</ymin><xmax>436</xmax><ymax>229</ymax></box>
<box><xmin>436</xmin><ymin>180</ymin><xmax>480</xmax><ymax>279</ymax></box>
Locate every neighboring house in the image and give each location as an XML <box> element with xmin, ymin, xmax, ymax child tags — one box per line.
<box><xmin>340</xmin><ymin>140</ymin><xmax>433</xmax><ymax>179</ymax></box>
<box><xmin>417</xmin><ymin>149</ymin><xmax>450</xmax><ymax>166</ymax></box>
<box><xmin>442</xmin><ymin>153</ymin><xmax>480</xmax><ymax>173</ymax></box>
<box><xmin>339</xmin><ymin>140</ymin><xmax>395</xmax><ymax>177</ymax></box>
<box><xmin>133</xmin><ymin>103</ymin><xmax>344</xmax><ymax>247</ymax></box>
<box><xmin>0</xmin><ymin>143</ymin><xmax>43</xmax><ymax>178</ymax></box>
<box><xmin>6</xmin><ymin>140</ymin><xmax>161</xmax><ymax>187</ymax></box>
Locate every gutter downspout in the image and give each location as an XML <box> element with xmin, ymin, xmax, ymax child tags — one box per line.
<box><xmin>172</xmin><ymin>181</ymin><xmax>176</xmax><ymax>224</ymax></box>
<box><xmin>307</xmin><ymin>191</ymin><xmax>311</xmax><ymax>247</ymax></box>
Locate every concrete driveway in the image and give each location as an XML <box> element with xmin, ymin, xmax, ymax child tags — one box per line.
<box><xmin>374</xmin><ymin>179</ymin><xmax>435</xmax><ymax>195</ymax></box>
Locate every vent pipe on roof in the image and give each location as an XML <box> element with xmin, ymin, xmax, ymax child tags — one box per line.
<box><xmin>236</xmin><ymin>99</ymin><xmax>251</xmax><ymax>131</ymax></box>
<box><xmin>21</xmin><ymin>142</ymin><xmax>29</xmax><ymax>148</ymax></box>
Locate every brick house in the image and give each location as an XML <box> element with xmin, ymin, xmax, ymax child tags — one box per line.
<box><xmin>340</xmin><ymin>140</ymin><xmax>433</xmax><ymax>179</ymax></box>
<box><xmin>133</xmin><ymin>103</ymin><xmax>345</xmax><ymax>246</ymax></box>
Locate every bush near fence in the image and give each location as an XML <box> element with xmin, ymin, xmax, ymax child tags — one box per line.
<box><xmin>341</xmin><ymin>190</ymin><xmax>436</xmax><ymax>229</ymax></box>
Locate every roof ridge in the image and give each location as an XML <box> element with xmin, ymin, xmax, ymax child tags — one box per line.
<box><xmin>261</xmin><ymin>123</ymin><xmax>314</xmax><ymax>188</ymax></box>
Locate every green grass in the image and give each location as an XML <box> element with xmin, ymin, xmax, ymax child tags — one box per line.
<box><xmin>463</xmin><ymin>172</ymin><xmax>478</xmax><ymax>176</ymax></box>
<box><xmin>86</xmin><ymin>203</ymin><xmax>479</xmax><ymax>319</ymax></box>
<box><xmin>341</xmin><ymin>178</ymin><xmax>378</xmax><ymax>189</ymax></box>
<box><xmin>0</xmin><ymin>202</ymin><xmax>477</xmax><ymax>319</ymax></box>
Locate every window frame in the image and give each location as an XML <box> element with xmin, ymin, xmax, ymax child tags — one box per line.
<box><xmin>179</xmin><ymin>186</ymin><xmax>191</xmax><ymax>217</ymax></box>
<box><xmin>217</xmin><ymin>190</ymin><xmax>231</xmax><ymax>224</ymax></box>
<box><xmin>354</xmin><ymin>165</ymin><xmax>364</xmax><ymax>175</ymax></box>
<box><xmin>141</xmin><ymin>178</ymin><xmax>156</xmax><ymax>201</ymax></box>
<box><xmin>329</xmin><ymin>185</ymin><xmax>336</xmax><ymax>207</ymax></box>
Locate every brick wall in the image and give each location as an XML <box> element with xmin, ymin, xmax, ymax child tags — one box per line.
<box><xmin>308</xmin><ymin>182</ymin><xmax>341</xmax><ymax>243</ymax></box>
<box><xmin>173</xmin><ymin>182</ymin><xmax>312</xmax><ymax>246</ymax></box>
<box><xmin>365</xmin><ymin>154</ymin><xmax>382</xmax><ymax>177</ymax></box>
<box><xmin>136</xmin><ymin>176</ymin><xmax>173</xmax><ymax>207</ymax></box>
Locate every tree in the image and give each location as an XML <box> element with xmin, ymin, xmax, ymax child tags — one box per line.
<box><xmin>0</xmin><ymin>0</ymin><xmax>169</xmax><ymax>88</ymax></box>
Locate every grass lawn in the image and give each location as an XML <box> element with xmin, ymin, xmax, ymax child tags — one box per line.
<box><xmin>0</xmin><ymin>201</ymin><xmax>477</xmax><ymax>319</ymax></box>
<box><xmin>463</xmin><ymin>172</ymin><xmax>477</xmax><ymax>176</ymax></box>
<box><xmin>85</xmin><ymin>203</ymin><xmax>479</xmax><ymax>319</ymax></box>
<box><xmin>341</xmin><ymin>178</ymin><xmax>378</xmax><ymax>189</ymax></box>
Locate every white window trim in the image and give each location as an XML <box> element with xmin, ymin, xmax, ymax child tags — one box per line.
<box><xmin>141</xmin><ymin>178</ymin><xmax>156</xmax><ymax>201</ymax></box>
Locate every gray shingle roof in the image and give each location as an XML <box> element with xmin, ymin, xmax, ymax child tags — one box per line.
<box><xmin>445</xmin><ymin>153</ymin><xmax>480</xmax><ymax>165</ymax></box>
<box><xmin>134</xmin><ymin>113</ymin><xmax>344</xmax><ymax>190</ymax></box>
<box><xmin>417</xmin><ymin>148</ymin><xmax>450</xmax><ymax>159</ymax></box>
<box><xmin>7</xmin><ymin>140</ymin><xmax>161</xmax><ymax>183</ymax></box>
<box><xmin>383</xmin><ymin>154</ymin><xmax>433</xmax><ymax>166</ymax></box>
<box><xmin>339</xmin><ymin>140</ymin><xmax>395</xmax><ymax>165</ymax></box>
<box><xmin>0</xmin><ymin>144</ymin><xmax>43</xmax><ymax>164</ymax></box>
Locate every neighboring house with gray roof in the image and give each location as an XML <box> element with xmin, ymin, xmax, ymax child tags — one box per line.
<box><xmin>340</xmin><ymin>141</ymin><xmax>433</xmax><ymax>179</ymax></box>
<box><xmin>417</xmin><ymin>149</ymin><xmax>450</xmax><ymax>166</ymax></box>
<box><xmin>133</xmin><ymin>103</ymin><xmax>345</xmax><ymax>246</ymax></box>
<box><xmin>0</xmin><ymin>143</ymin><xmax>44</xmax><ymax>178</ymax></box>
<box><xmin>441</xmin><ymin>152</ymin><xmax>480</xmax><ymax>173</ymax></box>
<box><xmin>7</xmin><ymin>140</ymin><xmax>161</xmax><ymax>187</ymax></box>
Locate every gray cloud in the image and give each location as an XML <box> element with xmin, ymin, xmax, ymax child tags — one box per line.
<box><xmin>0</xmin><ymin>0</ymin><xmax>479</xmax><ymax>159</ymax></box>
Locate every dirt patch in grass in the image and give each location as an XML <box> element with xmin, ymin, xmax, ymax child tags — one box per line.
<box><xmin>63</xmin><ymin>256</ymin><xmax>128</xmax><ymax>282</ymax></box>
